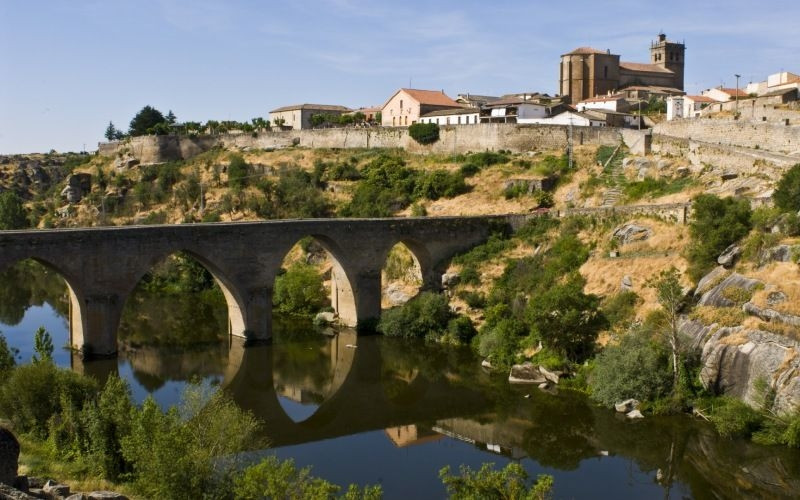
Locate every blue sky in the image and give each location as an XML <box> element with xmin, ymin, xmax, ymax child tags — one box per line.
<box><xmin>1</xmin><ymin>0</ymin><xmax>797</xmax><ymax>154</ymax></box>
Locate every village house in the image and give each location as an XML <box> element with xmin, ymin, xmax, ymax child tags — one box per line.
<box><xmin>345</xmin><ymin>106</ymin><xmax>382</xmax><ymax>123</ymax></box>
<box><xmin>666</xmin><ymin>94</ymin><xmax>718</xmax><ymax>120</ymax></box>
<box><xmin>381</xmin><ymin>88</ymin><xmax>462</xmax><ymax>127</ymax></box>
<box><xmin>419</xmin><ymin>107</ymin><xmax>480</xmax><ymax>125</ymax></box>
<box><xmin>455</xmin><ymin>93</ymin><xmax>499</xmax><ymax>107</ymax></box>
<box><xmin>746</xmin><ymin>71</ymin><xmax>800</xmax><ymax>96</ymax></box>
<box><xmin>701</xmin><ymin>87</ymin><xmax>748</xmax><ymax>102</ymax></box>
<box><xmin>575</xmin><ymin>93</ymin><xmax>631</xmax><ymax>113</ymax></box>
<box><xmin>479</xmin><ymin>97</ymin><xmax>551</xmax><ymax>124</ymax></box>
<box><xmin>559</xmin><ymin>33</ymin><xmax>685</xmax><ymax>103</ymax></box>
<box><xmin>269</xmin><ymin>104</ymin><xmax>351</xmax><ymax>130</ymax></box>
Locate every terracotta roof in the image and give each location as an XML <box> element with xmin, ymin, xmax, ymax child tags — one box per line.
<box><xmin>619</xmin><ymin>61</ymin><xmax>673</xmax><ymax>74</ymax></box>
<box><xmin>686</xmin><ymin>95</ymin><xmax>717</xmax><ymax>103</ymax></box>
<box><xmin>420</xmin><ymin>107</ymin><xmax>478</xmax><ymax>117</ymax></box>
<box><xmin>270</xmin><ymin>103</ymin><xmax>351</xmax><ymax>113</ymax></box>
<box><xmin>484</xmin><ymin>97</ymin><xmax>548</xmax><ymax>107</ymax></box>
<box><xmin>580</xmin><ymin>93</ymin><xmax>626</xmax><ymax>103</ymax></box>
<box><xmin>399</xmin><ymin>88</ymin><xmax>460</xmax><ymax>107</ymax></box>
<box><xmin>563</xmin><ymin>47</ymin><xmax>610</xmax><ymax>56</ymax></box>
<box><xmin>622</xmin><ymin>85</ymin><xmax>684</xmax><ymax>94</ymax></box>
<box><xmin>716</xmin><ymin>87</ymin><xmax>748</xmax><ymax>97</ymax></box>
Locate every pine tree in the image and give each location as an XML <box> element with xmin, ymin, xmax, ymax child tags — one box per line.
<box><xmin>104</xmin><ymin>121</ymin><xmax>118</xmax><ymax>141</ymax></box>
<box><xmin>32</xmin><ymin>326</ymin><xmax>54</xmax><ymax>363</ymax></box>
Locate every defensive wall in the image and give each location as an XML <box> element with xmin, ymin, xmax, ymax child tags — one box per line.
<box><xmin>558</xmin><ymin>202</ymin><xmax>691</xmax><ymax>225</ymax></box>
<box><xmin>98</xmin><ymin>124</ymin><xmax>621</xmax><ymax>164</ymax></box>
<box><xmin>653</xmin><ymin>119</ymin><xmax>800</xmax><ymax>155</ymax></box>
<box><xmin>0</xmin><ymin>215</ymin><xmax>528</xmax><ymax>358</ymax></box>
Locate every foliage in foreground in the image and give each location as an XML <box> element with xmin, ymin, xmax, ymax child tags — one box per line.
<box><xmin>378</xmin><ymin>291</ymin><xmax>476</xmax><ymax>344</ymax></box>
<box><xmin>686</xmin><ymin>194</ymin><xmax>752</xmax><ymax>281</ymax></box>
<box><xmin>273</xmin><ymin>262</ymin><xmax>328</xmax><ymax>316</ymax></box>
<box><xmin>439</xmin><ymin>462</ymin><xmax>553</xmax><ymax>500</ymax></box>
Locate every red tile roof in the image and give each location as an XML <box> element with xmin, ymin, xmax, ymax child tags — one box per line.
<box><xmin>717</xmin><ymin>87</ymin><xmax>748</xmax><ymax>97</ymax></box>
<box><xmin>399</xmin><ymin>88</ymin><xmax>461</xmax><ymax>107</ymax></box>
<box><xmin>686</xmin><ymin>95</ymin><xmax>717</xmax><ymax>103</ymax></box>
<box><xmin>619</xmin><ymin>61</ymin><xmax>673</xmax><ymax>74</ymax></box>
<box><xmin>563</xmin><ymin>47</ymin><xmax>610</xmax><ymax>56</ymax></box>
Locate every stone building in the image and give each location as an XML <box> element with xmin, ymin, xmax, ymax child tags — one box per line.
<box><xmin>269</xmin><ymin>104</ymin><xmax>351</xmax><ymax>130</ymax></box>
<box><xmin>559</xmin><ymin>33</ymin><xmax>685</xmax><ymax>103</ymax></box>
<box><xmin>381</xmin><ymin>88</ymin><xmax>463</xmax><ymax>127</ymax></box>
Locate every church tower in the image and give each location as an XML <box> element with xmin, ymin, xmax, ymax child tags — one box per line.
<box><xmin>650</xmin><ymin>33</ymin><xmax>685</xmax><ymax>90</ymax></box>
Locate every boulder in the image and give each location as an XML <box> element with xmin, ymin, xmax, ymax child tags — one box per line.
<box><xmin>675</xmin><ymin>166</ymin><xmax>690</xmax><ymax>178</ymax></box>
<box><xmin>441</xmin><ymin>272</ymin><xmax>460</xmax><ymax>289</ymax></box>
<box><xmin>0</xmin><ymin>484</ymin><xmax>38</xmax><ymax>500</ymax></box>
<box><xmin>743</xmin><ymin>302</ymin><xmax>800</xmax><ymax>327</ymax></box>
<box><xmin>0</xmin><ymin>427</ymin><xmax>20</xmax><ymax>487</ymax></box>
<box><xmin>43</xmin><ymin>480</ymin><xmax>70</xmax><ymax>498</ymax></box>
<box><xmin>694</xmin><ymin>266</ymin><xmax>728</xmax><ymax>297</ymax></box>
<box><xmin>620</xmin><ymin>275</ymin><xmax>633</xmax><ymax>292</ymax></box>
<box><xmin>508</xmin><ymin>362</ymin><xmax>547</xmax><ymax>384</ymax></box>
<box><xmin>758</xmin><ymin>245</ymin><xmax>797</xmax><ymax>265</ymax></box>
<box><xmin>766</xmin><ymin>291</ymin><xmax>788</xmax><ymax>307</ymax></box>
<box><xmin>612</xmin><ymin>223</ymin><xmax>652</xmax><ymax>245</ymax></box>
<box><xmin>385</xmin><ymin>285</ymin><xmax>410</xmax><ymax>306</ymax></box>
<box><xmin>721</xmin><ymin>172</ymin><xmax>738</xmax><ymax>181</ymax></box>
<box><xmin>697</xmin><ymin>273</ymin><xmax>762</xmax><ymax>307</ymax></box>
<box><xmin>88</xmin><ymin>492</ymin><xmax>129</xmax><ymax>500</ymax></box>
<box><xmin>66</xmin><ymin>495</ymin><xmax>88</xmax><ymax>500</ymax></box>
<box><xmin>716</xmin><ymin>244</ymin><xmax>741</xmax><ymax>268</ymax></box>
<box><xmin>314</xmin><ymin>311</ymin><xmax>336</xmax><ymax>325</ymax></box>
<box><xmin>481</xmin><ymin>359</ymin><xmax>493</xmax><ymax>369</ymax></box>
<box><xmin>626</xmin><ymin>409</ymin><xmax>645</xmax><ymax>419</ymax></box>
<box><xmin>538</xmin><ymin>366</ymin><xmax>561</xmax><ymax>385</ymax></box>
<box><xmin>614</xmin><ymin>399</ymin><xmax>640</xmax><ymax>413</ymax></box>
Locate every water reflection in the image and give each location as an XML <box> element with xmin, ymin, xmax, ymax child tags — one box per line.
<box><xmin>2</xmin><ymin>262</ymin><xmax>800</xmax><ymax>498</ymax></box>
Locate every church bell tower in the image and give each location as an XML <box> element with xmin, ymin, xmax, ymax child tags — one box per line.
<box><xmin>650</xmin><ymin>33</ymin><xmax>685</xmax><ymax>90</ymax></box>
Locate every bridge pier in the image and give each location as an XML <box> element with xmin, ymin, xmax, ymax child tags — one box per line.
<box><xmin>225</xmin><ymin>286</ymin><xmax>273</xmax><ymax>342</ymax></box>
<box><xmin>71</xmin><ymin>292</ymin><xmax>125</xmax><ymax>357</ymax></box>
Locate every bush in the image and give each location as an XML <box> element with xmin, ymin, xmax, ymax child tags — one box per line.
<box><xmin>228</xmin><ymin>154</ymin><xmax>251</xmax><ymax>190</ymax></box>
<box><xmin>0</xmin><ymin>361</ymin><xmax>98</xmax><ymax>437</ymax></box>
<box><xmin>235</xmin><ymin>456</ymin><xmax>382</xmax><ymax>500</ymax></box>
<box><xmin>602</xmin><ymin>291</ymin><xmax>641</xmax><ymax>328</ymax></box>
<box><xmin>0</xmin><ymin>191</ymin><xmax>28</xmax><ymax>230</ymax></box>
<box><xmin>440</xmin><ymin>462</ymin><xmax>553</xmax><ymax>500</ymax></box>
<box><xmin>710</xmin><ymin>397</ymin><xmax>764</xmax><ymax>439</ymax></box>
<box><xmin>459</xmin><ymin>163</ymin><xmax>480</xmax><ymax>177</ymax></box>
<box><xmin>589</xmin><ymin>331</ymin><xmax>672</xmax><ymax>407</ymax></box>
<box><xmin>446</xmin><ymin>316</ymin><xmax>478</xmax><ymax>344</ymax></box>
<box><xmin>476</xmin><ymin>316</ymin><xmax>527</xmax><ymax>368</ymax></box>
<box><xmin>0</xmin><ymin>332</ymin><xmax>17</xmax><ymax>375</ymax></box>
<box><xmin>273</xmin><ymin>263</ymin><xmax>327</xmax><ymax>316</ymax></box>
<box><xmin>687</xmin><ymin>194</ymin><xmax>752</xmax><ymax>281</ymax></box>
<box><xmin>774</xmin><ymin>163</ymin><xmax>800</xmax><ymax>213</ymax></box>
<box><xmin>378</xmin><ymin>292</ymin><xmax>453</xmax><ymax>340</ymax></box>
<box><xmin>457</xmin><ymin>290</ymin><xmax>486</xmax><ymax>309</ymax></box>
<box><xmin>408</xmin><ymin>123</ymin><xmax>439</xmax><ymax>144</ymax></box>
<box><xmin>414</xmin><ymin>170</ymin><xmax>469</xmax><ymax>200</ymax></box>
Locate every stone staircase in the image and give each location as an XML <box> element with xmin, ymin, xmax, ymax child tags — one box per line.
<box><xmin>600</xmin><ymin>144</ymin><xmax>626</xmax><ymax>207</ymax></box>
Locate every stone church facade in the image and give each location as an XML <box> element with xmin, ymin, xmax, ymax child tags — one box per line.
<box><xmin>559</xmin><ymin>33</ymin><xmax>685</xmax><ymax>103</ymax></box>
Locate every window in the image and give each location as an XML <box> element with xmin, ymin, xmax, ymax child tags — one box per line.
<box><xmin>604</xmin><ymin>65</ymin><xmax>608</xmax><ymax>79</ymax></box>
<box><xmin>446</xmin><ymin>117</ymin><xmax>450</xmax><ymax>125</ymax></box>
<box><xmin>400</xmin><ymin>99</ymin><xmax>403</xmax><ymax>111</ymax></box>
<box><xmin>393</xmin><ymin>116</ymin><xmax>396</xmax><ymax>126</ymax></box>
<box><xmin>466</xmin><ymin>116</ymin><xmax>470</xmax><ymax>124</ymax></box>
<box><xmin>458</xmin><ymin>116</ymin><xmax>461</xmax><ymax>124</ymax></box>
<box><xmin>404</xmin><ymin>116</ymin><xmax>408</xmax><ymax>125</ymax></box>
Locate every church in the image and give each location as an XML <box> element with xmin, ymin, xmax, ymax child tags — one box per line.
<box><xmin>559</xmin><ymin>33</ymin><xmax>685</xmax><ymax>103</ymax></box>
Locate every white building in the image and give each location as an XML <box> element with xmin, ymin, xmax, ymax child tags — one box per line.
<box><xmin>419</xmin><ymin>108</ymin><xmax>480</xmax><ymax>125</ymax></box>
<box><xmin>746</xmin><ymin>71</ymin><xmax>800</xmax><ymax>96</ymax></box>
<box><xmin>666</xmin><ymin>95</ymin><xmax>718</xmax><ymax>120</ymax></box>
<box><xmin>479</xmin><ymin>98</ymin><xmax>550</xmax><ymax>124</ymax></box>
<box><xmin>523</xmin><ymin>110</ymin><xmax>606</xmax><ymax>127</ymax></box>
<box><xmin>701</xmin><ymin>87</ymin><xmax>748</xmax><ymax>102</ymax></box>
<box><xmin>575</xmin><ymin>93</ymin><xmax>630</xmax><ymax>113</ymax></box>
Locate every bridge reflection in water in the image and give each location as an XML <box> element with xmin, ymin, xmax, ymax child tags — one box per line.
<box><xmin>73</xmin><ymin>332</ymin><xmax>800</xmax><ymax>499</ymax></box>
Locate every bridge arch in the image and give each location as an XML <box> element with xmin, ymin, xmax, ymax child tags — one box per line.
<box><xmin>117</xmin><ymin>248</ymin><xmax>250</xmax><ymax>347</ymax></box>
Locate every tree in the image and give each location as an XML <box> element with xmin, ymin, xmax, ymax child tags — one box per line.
<box><xmin>408</xmin><ymin>123</ymin><xmax>439</xmax><ymax>144</ymax></box>
<box><xmin>227</xmin><ymin>154</ymin><xmax>250</xmax><ymax>190</ymax></box>
<box><xmin>0</xmin><ymin>332</ymin><xmax>17</xmax><ymax>374</ymax></box>
<box><xmin>525</xmin><ymin>273</ymin><xmax>606</xmax><ymax>362</ymax></box>
<box><xmin>774</xmin><ymin>164</ymin><xmax>800</xmax><ymax>213</ymax></box>
<box><xmin>686</xmin><ymin>194</ymin><xmax>752</xmax><ymax>281</ymax></box>
<box><xmin>32</xmin><ymin>326</ymin><xmax>54</xmax><ymax>363</ymax></box>
<box><xmin>646</xmin><ymin>267</ymin><xmax>685</xmax><ymax>390</ymax></box>
<box><xmin>104</xmin><ymin>121</ymin><xmax>119</xmax><ymax>141</ymax></box>
<box><xmin>165</xmin><ymin>110</ymin><xmax>177</xmax><ymax>125</ymax></box>
<box><xmin>273</xmin><ymin>117</ymin><xmax>286</xmax><ymax>128</ymax></box>
<box><xmin>273</xmin><ymin>263</ymin><xmax>327</xmax><ymax>315</ymax></box>
<box><xmin>129</xmin><ymin>105</ymin><xmax>166</xmax><ymax>136</ymax></box>
<box><xmin>0</xmin><ymin>191</ymin><xmax>28</xmax><ymax>230</ymax></box>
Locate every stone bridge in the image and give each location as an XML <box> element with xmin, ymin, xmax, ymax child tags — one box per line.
<box><xmin>0</xmin><ymin>216</ymin><xmax>525</xmax><ymax>357</ymax></box>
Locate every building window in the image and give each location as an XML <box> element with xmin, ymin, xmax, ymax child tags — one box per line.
<box><xmin>400</xmin><ymin>99</ymin><xmax>403</xmax><ymax>112</ymax></box>
<box><xmin>466</xmin><ymin>116</ymin><xmax>470</xmax><ymax>124</ymax></box>
<box><xmin>604</xmin><ymin>65</ymin><xmax>608</xmax><ymax>79</ymax></box>
<box><xmin>393</xmin><ymin>117</ymin><xmax>396</xmax><ymax>126</ymax></box>
<box><xmin>404</xmin><ymin>116</ymin><xmax>408</xmax><ymax>125</ymax></box>
<box><xmin>457</xmin><ymin>116</ymin><xmax>461</xmax><ymax>124</ymax></box>
<box><xmin>446</xmin><ymin>117</ymin><xmax>450</xmax><ymax>125</ymax></box>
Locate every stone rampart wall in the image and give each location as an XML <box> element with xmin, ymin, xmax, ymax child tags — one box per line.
<box><xmin>559</xmin><ymin>202</ymin><xmax>691</xmax><ymax>224</ymax></box>
<box><xmin>98</xmin><ymin>124</ymin><xmax>621</xmax><ymax>164</ymax></box>
<box><xmin>653</xmin><ymin>119</ymin><xmax>800</xmax><ymax>155</ymax></box>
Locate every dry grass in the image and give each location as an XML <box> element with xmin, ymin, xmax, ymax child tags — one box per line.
<box><xmin>691</xmin><ymin>306</ymin><xmax>747</xmax><ymax>328</ymax></box>
<box><xmin>744</xmin><ymin>262</ymin><xmax>800</xmax><ymax>315</ymax></box>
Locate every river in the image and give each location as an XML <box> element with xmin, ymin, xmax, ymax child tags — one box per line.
<box><xmin>1</xmin><ymin>260</ymin><xmax>799</xmax><ymax>499</ymax></box>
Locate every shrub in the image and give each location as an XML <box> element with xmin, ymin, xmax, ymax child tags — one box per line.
<box><xmin>439</xmin><ymin>462</ymin><xmax>553</xmax><ymax>500</ymax></box>
<box><xmin>339</xmin><ymin>155</ymin><xmax>416</xmax><ymax>217</ymax></box>
<box><xmin>602</xmin><ymin>291</ymin><xmax>641</xmax><ymax>328</ymax></box>
<box><xmin>378</xmin><ymin>292</ymin><xmax>453</xmax><ymax>340</ymax></box>
<box><xmin>446</xmin><ymin>316</ymin><xmax>478</xmax><ymax>344</ymax></box>
<box><xmin>0</xmin><ymin>361</ymin><xmax>98</xmax><ymax>437</ymax></box>
<box><xmin>228</xmin><ymin>154</ymin><xmax>251</xmax><ymax>190</ymax></box>
<box><xmin>0</xmin><ymin>332</ymin><xmax>16</xmax><ymax>375</ymax></box>
<box><xmin>408</xmin><ymin>122</ymin><xmax>439</xmax><ymax>144</ymax></box>
<box><xmin>414</xmin><ymin>170</ymin><xmax>469</xmax><ymax>200</ymax></box>
<box><xmin>457</xmin><ymin>290</ymin><xmax>486</xmax><ymax>309</ymax></box>
<box><xmin>459</xmin><ymin>265</ymin><xmax>480</xmax><ymax>285</ymax></box>
<box><xmin>774</xmin><ymin>163</ymin><xmax>800</xmax><ymax>213</ymax></box>
<box><xmin>710</xmin><ymin>397</ymin><xmax>764</xmax><ymax>439</ymax></box>
<box><xmin>459</xmin><ymin>163</ymin><xmax>480</xmax><ymax>177</ymax></box>
<box><xmin>589</xmin><ymin>331</ymin><xmax>672</xmax><ymax>407</ymax></box>
<box><xmin>687</xmin><ymin>194</ymin><xmax>752</xmax><ymax>281</ymax></box>
<box><xmin>273</xmin><ymin>263</ymin><xmax>328</xmax><ymax>316</ymax></box>
<box><xmin>234</xmin><ymin>456</ymin><xmax>382</xmax><ymax>500</ymax></box>
<box><xmin>0</xmin><ymin>191</ymin><xmax>28</xmax><ymax>230</ymax></box>
<box><xmin>476</xmin><ymin>317</ymin><xmax>527</xmax><ymax>368</ymax></box>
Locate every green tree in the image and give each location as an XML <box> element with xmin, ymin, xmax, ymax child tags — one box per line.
<box><xmin>165</xmin><ymin>110</ymin><xmax>177</xmax><ymax>125</ymax></box>
<box><xmin>273</xmin><ymin>263</ymin><xmax>327</xmax><ymax>315</ymax></box>
<box><xmin>773</xmin><ymin>163</ymin><xmax>800</xmax><ymax>213</ymax></box>
<box><xmin>0</xmin><ymin>191</ymin><xmax>28</xmax><ymax>229</ymax></box>
<box><xmin>32</xmin><ymin>326</ymin><xmax>54</xmax><ymax>363</ymax></box>
<box><xmin>0</xmin><ymin>332</ymin><xmax>17</xmax><ymax>374</ymax></box>
<box><xmin>408</xmin><ymin>123</ymin><xmax>439</xmax><ymax>144</ymax></box>
<box><xmin>104</xmin><ymin>121</ymin><xmax>119</xmax><ymax>141</ymax></box>
<box><xmin>686</xmin><ymin>194</ymin><xmax>752</xmax><ymax>281</ymax></box>
<box><xmin>228</xmin><ymin>154</ymin><xmax>251</xmax><ymax>190</ymax></box>
<box><xmin>129</xmin><ymin>105</ymin><xmax>166</xmax><ymax>136</ymax></box>
<box><xmin>526</xmin><ymin>273</ymin><xmax>605</xmax><ymax>362</ymax></box>
<box><xmin>439</xmin><ymin>462</ymin><xmax>554</xmax><ymax>500</ymax></box>
<box><xmin>378</xmin><ymin>292</ymin><xmax>453</xmax><ymax>340</ymax></box>
<box><xmin>647</xmin><ymin>267</ymin><xmax>685</xmax><ymax>389</ymax></box>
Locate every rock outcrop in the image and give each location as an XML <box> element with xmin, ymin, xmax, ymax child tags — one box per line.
<box><xmin>612</xmin><ymin>223</ymin><xmax>652</xmax><ymax>245</ymax></box>
<box><xmin>0</xmin><ymin>428</ymin><xmax>19</xmax><ymax>486</ymax></box>
<box><xmin>696</xmin><ymin>273</ymin><xmax>762</xmax><ymax>307</ymax></box>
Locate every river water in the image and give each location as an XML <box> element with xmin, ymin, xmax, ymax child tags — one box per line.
<box><xmin>2</xmin><ymin>261</ymin><xmax>799</xmax><ymax>499</ymax></box>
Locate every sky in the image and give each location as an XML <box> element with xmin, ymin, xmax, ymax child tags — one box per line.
<box><xmin>1</xmin><ymin>0</ymin><xmax>798</xmax><ymax>154</ymax></box>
